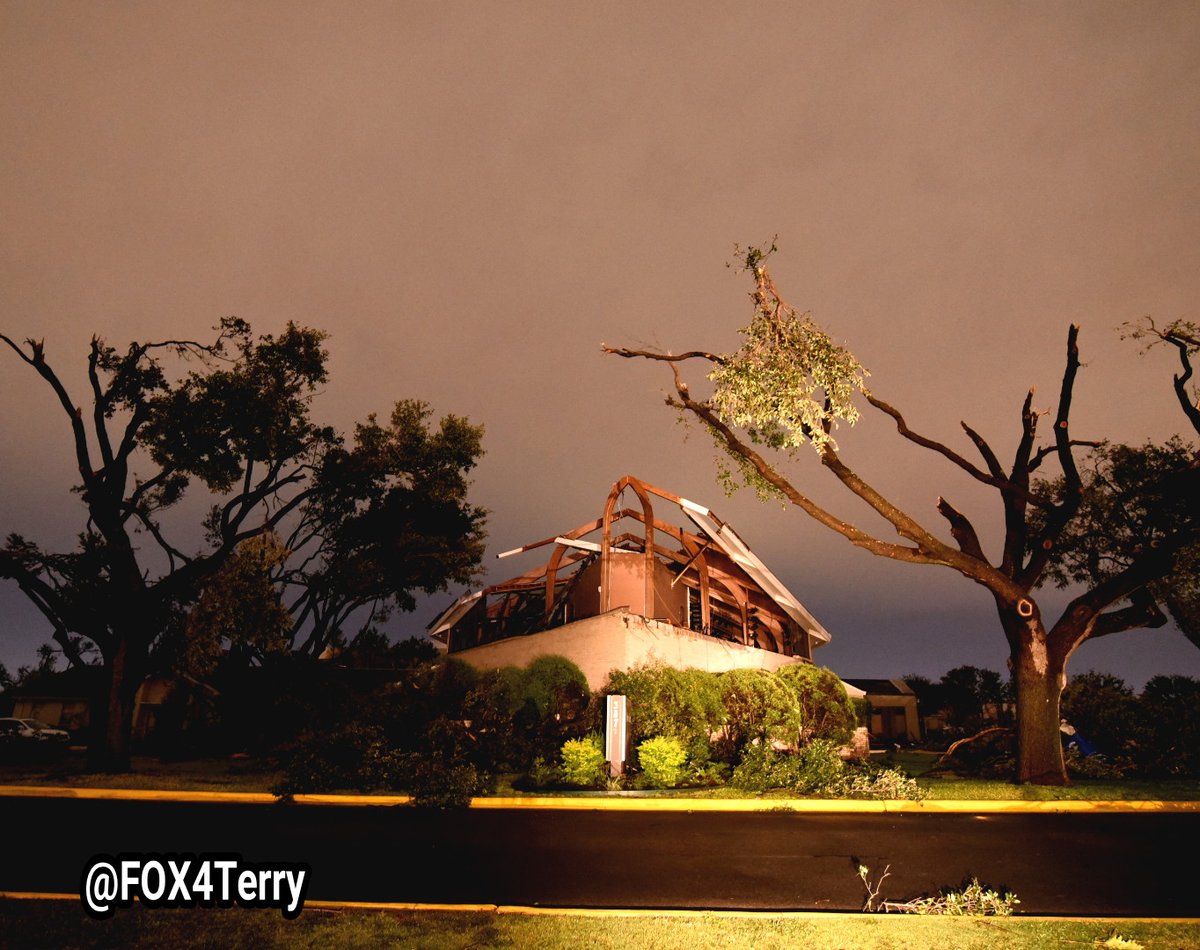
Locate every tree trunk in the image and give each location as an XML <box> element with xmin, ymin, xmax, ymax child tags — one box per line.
<box><xmin>88</xmin><ymin>636</ymin><xmax>144</xmax><ymax>773</ymax></box>
<box><xmin>1011</xmin><ymin>632</ymin><xmax>1069</xmax><ymax>785</ymax></box>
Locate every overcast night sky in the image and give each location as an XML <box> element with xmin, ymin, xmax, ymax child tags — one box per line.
<box><xmin>2</xmin><ymin>2</ymin><xmax>1198</xmax><ymax>689</ymax></box>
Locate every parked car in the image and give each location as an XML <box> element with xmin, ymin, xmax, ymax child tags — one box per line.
<box><xmin>0</xmin><ymin>717</ymin><xmax>73</xmax><ymax>762</ymax></box>
<box><xmin>0</xmin><ymin>717</ymin><xmax>71</xmax><ymax>744</ymax></box>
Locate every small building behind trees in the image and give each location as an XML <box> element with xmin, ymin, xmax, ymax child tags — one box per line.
<box><xmin>428</xmin><ymin>475</ymin><xmax>832</xmax><ymax>690</ymax></box>
<box><xmin>841</xmin><ymin>678</ymin><xmax>922</xmax><ymax>743</ymax></box>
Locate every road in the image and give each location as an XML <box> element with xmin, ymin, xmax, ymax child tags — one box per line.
<box><xmin>1</xmin><ymin>795</ymin><xmax>1194</xmax><ymax>915</ymax></box>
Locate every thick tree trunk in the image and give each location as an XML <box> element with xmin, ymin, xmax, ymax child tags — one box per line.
<box><xmin>88</xmin><ymin>636</ymin><xmax>144</xmax><ymax>773</ymax></box>
<box><xmin>1012</xmin><ymin>633</ymin><xmax>1069</xmax><ymax>785</ymax></box>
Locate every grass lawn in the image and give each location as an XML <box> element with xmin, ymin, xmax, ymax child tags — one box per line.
<box><xmin>3</xmin><ymin>748</ymin><xmax>1200</xmax><ymax>801</ymax></box>
<box><xmin>0</xmin><ymin>901</ymin><xmax>1197</xmax><ymax>950</ymax></box>
<box><xmin>0</xmin><ymin>749</ymin><xmax>284</xmax><ymax>793</ymax></box>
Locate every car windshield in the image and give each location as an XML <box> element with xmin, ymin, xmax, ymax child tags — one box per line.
<box><xmin>21</xmin><ymin>719</ymin><xmax>53</xmax><ymax>730</ymax></box>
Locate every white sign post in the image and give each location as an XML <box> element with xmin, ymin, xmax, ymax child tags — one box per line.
<box><xmin>605</xmin><ymin>694</ymin><xmax>627</xmax><ymax>776</ymax></box>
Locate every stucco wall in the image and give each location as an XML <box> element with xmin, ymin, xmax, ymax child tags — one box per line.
<box><xmin>448</xmin><ymin>607</ymin><xmax>807</xmax><ymax>688</ymax></box>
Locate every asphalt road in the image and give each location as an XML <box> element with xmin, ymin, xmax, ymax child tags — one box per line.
<box><xmin>1</xmin><ymin>796</ymin><xmax>1194</xmax><ymax>916</ymax></box>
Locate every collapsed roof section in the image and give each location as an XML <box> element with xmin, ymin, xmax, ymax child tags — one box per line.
<box><xmin>429</xmin><ymin>476</ymin><xmax>832</xmax><ymax>661</ymax></box>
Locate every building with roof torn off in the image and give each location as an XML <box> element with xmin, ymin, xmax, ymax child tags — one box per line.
<box><xmin>427</xmin><ymin>475</ymin><xmax>832</xmax><ymax>690</ymax></box>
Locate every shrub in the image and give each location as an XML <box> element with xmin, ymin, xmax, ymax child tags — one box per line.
<box><xmin>523</xmin><ymin>755</ymin><xmax>561</xmax><ymax>789</ymax></box>
<box><xmin>523</xmin><ymin>655</ymin><xmax>594</xmax><ymax>756</ymax></box>
<box><xmin>716</xmin><ymin>668</ymin><xmax>801</xmax><ymax>762</ymax></box>
<box><xmin>1061</xmin><ymin>671</ymin><xmax>1144</xmax><ymax>760</ymax></box>
<box><xmin>603</xmin><ymin>664</ymin><xmax>724</xmax><ymax>765</ymax></box>
<box><xmin>729</xmin><ymin>739</ymin><xmax>849</xmax><ymax>795</ymax></box>
<box><xmin>683</xmin><ymin>759</ymin><xmax>730</xmax><ymax>787</ymax></box>
<box><xmin>637</xmin><ymin>735</ymin><xmax>688</xmax><ymax>788</ymax></box>
<box><xmin>272</xmin><ymin>722</ymin><xmax>405</xmax><ymax>798</ymax></box>
<box><xmin>415</xmin><ymin>657</ymin><xmax>482</xmax><ymax>718</ymax></box>
<box><xmin>1138</xmin><ymin>675</ymin><xmax>1200</xmax><ymax>776</ymax></box>
<box><xmin>791</xmin><ymin>739</ymin><xmax>847</xmax><ymax>794</ymax></box>
<box><xmin>774</xmin><ymin>664</ymin><xmax>857</xmax><ymax>745</ymax></box>
<box><xmin>463</xmin><ymin>665</ymin><xmax>533</xmax><ymax>770</ymax></box>
<box><xmin>408</xmin><ymin>758</ymin><xmax>489</xmax><ymax>809</ymax></box>
<box><xmin>729</xmin><ymin>743</ymin><xmax>802</xmax><ymax>792</ymax></box>
<box><xmin>560</xmin><ymin>732</ymin><xmax>607</xmax><ymax>788</ymax></box>
<box><xmin>1065</xmin><ymin>746</ymin><xmax>1128</xmax><ymax>779</ymax></box>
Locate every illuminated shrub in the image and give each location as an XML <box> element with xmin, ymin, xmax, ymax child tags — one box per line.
<box><xmin>560</xmin><ymin>732</ymin><xmax>607</xmax><ymax>788</ymax></box>
<box><xmin>637</xmin><ymin>735</ymin><xmax>688</xmax><ymax>788</ymax></box>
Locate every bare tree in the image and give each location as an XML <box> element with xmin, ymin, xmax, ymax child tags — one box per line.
<box><xmin>605</xmin><ymin>246</ymin><xmax>1198</xmax><ymax>784</ymax></box>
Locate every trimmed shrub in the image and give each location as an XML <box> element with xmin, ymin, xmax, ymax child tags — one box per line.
<box><xmin>603</xmin><ymin>664</ymin><xmax>724</xmax><ymax>766</ymax></box>
<box><xmin>408</xmin><ymin>758</ymin><xmax>489</xmax><ymax>809</ymax></box>
<box><xmin>637</xmin><ymin>735</ymin><xmax>688</xmax><ymax>788</ymax></box>
<box><xmin>560</xmin><ymin>732</ymin><xmax>607</xmax><ymax>788</ymax></box>
<box><xmin>523</xmin><ymin>655</ymin><xmax>593</xmax><ymax>756</ymax></box>
<box><xmin>716</xmin><ymin>668</ymin><xmax>801</xmax><ymax>762</ymax></box>
<box><xmin>774</xmin><ymin>664</ymin><xmax>857</xmax><ymax>745</ymax></box>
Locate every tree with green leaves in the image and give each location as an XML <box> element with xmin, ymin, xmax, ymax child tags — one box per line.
<box><xmin>936</xmin><ymin>665</ymin><xmax>1011</xmax><ymax>731</ymax></box>
<box><xmin>279</xmin><ymin>400</ymin><xmax>487</xmax><ymax>659</ymax></box>
<box><xmin>606</xmin><ymin>245</ymin><xmax>1199</xmax><ymax>784</ymax></box>
<box><xmin>0</xmin><ymin>321</ymin><xmax>486</xmax><ymax>770</ymax></box>
<box><xmin>1034</xmin><ymin>438</ymin><xmax>1199</xmax><ymax>651</ymax></box>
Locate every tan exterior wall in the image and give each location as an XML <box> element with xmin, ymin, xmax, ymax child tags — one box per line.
<box><xmin>867</xmin><ymin>696</ymin><xmax>921</xmax><ymax>742</ymax></box>
<box><xmin>12</xmin><ymin>698</ymin><xmax>90</xmax><ymax>733</ymax></box>
<box><xmin>448</xmin><ymin>607</ymin><xmax>806</xmax><ymax>689</ymax></box>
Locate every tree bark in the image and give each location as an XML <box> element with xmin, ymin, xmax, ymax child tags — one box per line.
<box><xmin>1011</xmin><ymin>625</ymin><xmax>1069</xmax><ymax>785</ymax></box>
<box><xmin>88</xmin><ymin>635</ymin><xmax>146</xmax><ymax>772</ymax></box>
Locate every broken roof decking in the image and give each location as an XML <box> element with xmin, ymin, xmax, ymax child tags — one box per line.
<box><xmin>429</xmin><ymin>475</ymin><xmax>831</xmax><ymax>656</ymax></box>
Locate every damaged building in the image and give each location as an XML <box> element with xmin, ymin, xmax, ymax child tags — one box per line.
<box><xmin>427</xmin><ymin>475</ymin><xmax>832</xmax><ymax>689</ymax></box>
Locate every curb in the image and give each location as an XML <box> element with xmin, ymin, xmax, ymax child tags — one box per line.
<box><xmin>2</xmin><ymin>892</ymin><xmax>1199</xmax><ymax>925</ymax></box>
<box><xmin>0</xmin><ymin>785</ymin><xmax>1197</xmax><ymax>812</ymax></box>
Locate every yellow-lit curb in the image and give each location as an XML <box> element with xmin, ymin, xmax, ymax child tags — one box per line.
<box><xmin>2</xmin><ymin>891</ymin><xmax>1198</xmax><ymax>925</ymax></box>
<box><xmin>0</xmin><ymin>785</ymin><xmax>1196</xmax><ymax>812</ymax></box>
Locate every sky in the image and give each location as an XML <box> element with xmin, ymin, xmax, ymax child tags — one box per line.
<box><xmin>2</xmin><ymin>1</ymin><xmax>1198</xmax><ymax>689</ymax></box>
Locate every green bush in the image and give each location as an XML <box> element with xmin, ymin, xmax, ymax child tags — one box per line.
<box><xmin>791</xmin><ymin>739</ymin><xmax>848</xmax><ymax>794</ymax></box>
<box><xmin>523</xmin><ymin>655</ymin><xmax>594</xmax><ymax>756</ymax></box>
<box><xmin>271</xmin><ymin>722</ymin><xmax>405</xmax><ymax>798</ymax></box>
<box><xmin>774</xmin><ymin>664</ymin><xmax>857</xmax><ymax>745</ymax></box>
<box><xmin>560</xmin><ymin>732</ymin><xmax>607</xmax><ymax>788</ymax></box>
<box><xmin>716</xmin><ymin>668</ymin><xmax>801</xmax><ymax>762</ymax></box>
<box><xmin>729</xmin><ymin>743</ymin><xmax>802</xmax><ymax>792</ymax></box>
<box><xmin>603</xmin><ymin>664</ymin><xmax>724</xmax><ymax>766</ymax></box>
<box><xmin>729</xmin><ymin>739</ymin><xmax>878</xmax><ymax>796</ymax></box>
<box><xmin>1138</xmin><ymin>675</ymin><xmax>1200</xmax><ymax>776</ymax></box>
<box><xmin>1065</xmin><ymin>746</ymin><xmax>1127</xmax><ymax>779</ymax></box>
<box><xmin>523</xmin><ymin>755</ymin><xmax>561</xmax><ymax>789</ymax></box>
<box><xmin>1061</xmin><ymin>671</ymin><xmax>1144</xmax><ymax>760</ymax></box>
<box><xmin>463</xmin><ymin>665</ymin><xmax>533</xmax><ymax>770</ymax></box>
<box><xmin>407</xmin><ymin>758</ymin><xmax>489</xmax><ymax>809</ymax></box>
<box><xmin>637</xmin><ymin>735</ymin><xmax>688</xmax><ymax>788</ymax></box>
